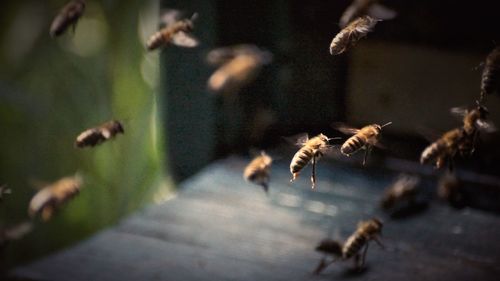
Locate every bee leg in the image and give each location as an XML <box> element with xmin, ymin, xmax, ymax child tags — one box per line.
<box><xmin>261</xmin><ymin>182</ymin><xmax>269</xmax><ymax>195</ymax></box>
<box><xmin>313</xmin><ymin>256</ymin><xmax>330</xmax><ymax>275</ymax></box>
<box><xmin>359</xmin><ymin>243</ymin><xmax>370</xmax><ymax>269</ymax></box>
<box><xmin>310</xmin><ymin>155</ymin><xmax>317</xmax><ymax>189</ymax></box>
<box><xmin>373</xmin><ymin>236</ymin><xmax>385</xmax><ymax>249</ymax></box>
<box><xmin>362</xmin><ymin>146</ymin><xmax>372</xmax><ymax>166</ymax></box>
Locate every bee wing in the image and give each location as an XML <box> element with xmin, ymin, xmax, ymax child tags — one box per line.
<box><xmin>367</xmin><ymin>4</ymin><xmax>397</xmax><ymax>21</ymax></box>
<box><xmin>206</xmin><ymin>47</ymin><xmax>237</xmax><ymax>66</ymax></box>
<box><xmin>450</xmin><ymin>106</ymin><xmax>467</xmax><ymax>118</ymax></box>
<box><xmin>331</xmin><ymin>122</ymin><xmax>360</xmax><ymax>135</ymax></box>
<box><xmin>339</xmin><ymin>3</ymin><xmax>359</xmax><ymax>28</ymax></box>
<box><xmin>476</xmin><ymin>119</ymin><xmax>497</xmax><ymax>132</ymax></box>
<box><xmin>282</xmin><ymin>133</ymin><xmax>309</xmax><ymax>147</ymax></box>
<box><xmin>4</xmin><ymin>222</ymin><xmax>33</xmax><ymax>240</ymax></box>
<box><xmin>172</xmin><ymin>31</ymin><xmax>199</xmax><ymax>48</ymax></box>
<box><xmin>160</xmin><ymin>9</ymin><xmax>182</xmax><ymax>26</ymax></box>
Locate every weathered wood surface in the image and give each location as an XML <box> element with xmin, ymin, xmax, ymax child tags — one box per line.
<box><xmin>10</xmin><ymin>156</ymin><xmax>500</xmax><ymax>281</ymax></box>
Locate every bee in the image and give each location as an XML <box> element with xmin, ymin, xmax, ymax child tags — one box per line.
<box><xmin>75</xmin><ymin>120</ymin><xmax>124</xmax><ymax>148</ymax></box>
<box><xmin>146</xmin><ymin>10</ymin><xmax>199</xmax><ymax>51</ymax></box>
<box><xmin>420</xmin><ymin>128</ymin><xmax>464</xmax><ymax>170</ymax></box>
<box><xmin>28</xmin><ymin>175</ymin><xmax>83</xmax><ymax>221</ymax></box>
<box><xmin>451</xmin><ymin>102</ymin><xmax>494</xmax><ymax>155</ymax></box>
<box><xmin>313</xmin><ymin>218</ymin><xmax>384</xmax><ymax>274</ymax></box>
<box><xmin>207</xmin><ymin>45</ymin><xmax>273</xmax><ymax>95</ymax></box>
<box><xmin>0</xmin><ymin>185</ymin><xmax>11</xmax><ymax>202</ymax></box>
<box><xmin>0</xmin><ymin>222</ymin><xmax>33</xmax><ymax>250</ymax></box>
<box><xmin>330</xmin><ymin>16</ymin><xmax>379</xmax><ymax>55</ymax></box>
<box><xmin>380</xmin><ymin>174</ymin><xmax>420</xmax><ymax>210</ymax></box>
<box><xmin>49</xmin><ymin>0</ymin><xmax>86</xmax><ymax>37</ymax></box>
<box><xmin>243</xmin><ymin>151</ymin><xmax>273</xmax><ymax>193</ymax></box>
<box><xmin>340</xmin><ymin>0</ymin><xmax>397</xmax><ymax>28</ymax></box>
<box><xmin>290</xmin><ymin>134</ymin><xmax>333</xmax><ymax>189</ymax></box>
<box><xmin>334</xmin><ymin>122</ymin><xmax>392</xmax><ymax>165</ymax></box>
<box><xmin>437</xmin><ymin>173</ymin><xmax>465</xmax><ymax>208</ymax></box>
<box><xmin>480</xmin><ymin>46</ymin><xmax>500</xmax><ymax>101</ymax></box>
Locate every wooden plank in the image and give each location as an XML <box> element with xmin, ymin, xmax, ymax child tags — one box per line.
<box><xmin>10</xmin><ymin>157</ymin><xmax>500</xmax><ymax>281</ymax></box>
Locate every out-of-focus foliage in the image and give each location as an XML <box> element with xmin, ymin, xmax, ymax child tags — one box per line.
<box><xmin>0</xmin><ymin>0</ymin><xmax>171</xmax><ymax>270</ymax></box>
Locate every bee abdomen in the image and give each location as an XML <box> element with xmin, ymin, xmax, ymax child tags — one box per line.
<box><xmin>290</xmin><ymin>147</ymin><xmax>314</xmax><ymax>173</ymax></box>
<box><xmin>420</xmin><ymin>141</ymin><xmax>443</xmax><ymax>164</ymax></box>
<box><xmin>146</xmin><ymin>32</ymin><xmax>166</xmax><ymax>51</ymax></box>
<box><xmin>481</xmin><ymin>65</ymin><xmax>500</xmax><ymax>96</ymax></box>
<box><xmin>341</xmin><ymin>135</ymin><xmax>364</xmax><ymax>155</ymax></box>
<box><xmin>343</xmin><ymin>234</ymin><xmax>366</xmax><ymax>259</ymax></box>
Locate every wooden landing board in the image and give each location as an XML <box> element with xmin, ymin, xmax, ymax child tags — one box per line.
<box><xmin>10</xmin><ymin>157</ymin><xmax>500</xmax><ymax>281</ymax></box>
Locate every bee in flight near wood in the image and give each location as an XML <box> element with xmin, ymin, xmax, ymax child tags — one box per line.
<box><xmin>313</xmin><ymin>218</ymin><xmax>384</xmax><ymax>274</ymax></box>
<box><xmin>420</xmin><ymin>128</ymin><xmax>464</xmax><ymax>171</ymax></box>
<box><xmin>146</xmin><ymin>9</ymin><xmax>199</xmax><ymax>51</ymax></box>
<box><xmin>207</xmin><ymin>44</ymin><xmax>273</xmax><ymax>95</ymax></box>
<box><xmin>75</xmin><ymin>120</ymin><xmax>124</xmax><ymax>148</ymax></box>
<box><xmin>49</xmin><ymin>0</ymin><xmax>86</xmax><ymax>37</ymax></box>
<box><xmin>340</xmin><ymin>0</ymin><xmax>397</xmax><ymax>28</ymax></box>
<box><xmin>243</xmin><ymin>151</ymin><xmax>273</xmax><ymax>194</ymax></box>
<box><xmin>480</xmin><ymin>46</ymin><xmax>500</xmax><ymax>101</ymax></box>
<box><xmin>333</xmin><ymin>122</ymin><xmax>392</xmax><ymax>165</ymax></box>
<box><xmin>289</xmin><ymin>133</ymin><xmax>336</xmax><ymax>189</ymax></box>
<box><xmin>330</xmin><ymin>16</ymin><xmax>379</xmax><ymax>55</ymax></box>
<box><xmin>28</xmin><ymin>175</ymin><xmax>83</xmax><ymax>221</ymax></box>
<box><xmin>380</xmin><ymin>174</ymin><xmax>420</xmax><ymax>210</ymax></box>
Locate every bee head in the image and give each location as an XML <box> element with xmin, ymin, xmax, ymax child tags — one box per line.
<box><xmin>113</xmin><ymin>121</ymin><xmax>125</xmax><ymax>134</ymax></box>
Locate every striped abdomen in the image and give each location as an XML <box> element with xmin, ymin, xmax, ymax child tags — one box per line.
<box><xmin>341</xmin><ymin>134</ymin><xmax>366</xmax><ymax>155</ymax></box>
<box><xmin>290</xmin><ymin>146</ymin><xmax>315</xmax><ymax>179</ymax></box>
<box><xmin>420</xmin><ymin>140</ymin><xmax>445</xmax><ymax>164</ymax></box>
<box><xmin>342</xmin><ymin>233</ymin><xmax>367</xmax><ymax>259</ymax></box>
<box><xmin>146</xmin><ymin>27</ymin><xmax>177</xmax><ymax>50</ymax></box>
<box><xmin>481</xmin><ymin>53</ymin><xmax>500</xmax><ymax>97</ymax></box>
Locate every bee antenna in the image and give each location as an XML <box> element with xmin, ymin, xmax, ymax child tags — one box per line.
<box><xmin>381</xmin><ymin>122</ymin><xmax>392</xmax><ymax>128</ymax></box>
<box><xmin>327</xmin><ymin>137</ymin><xmax>342</xmax><ymax>141</ymax></box>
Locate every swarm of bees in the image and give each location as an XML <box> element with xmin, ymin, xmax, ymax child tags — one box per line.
<box><xmin>313</xmin><ymin>218</ymin><xmax>384</xmax><ymax>274</ymax></box>
<box><xmin>49</xmin><ymin>0</ymin><xmax>86</xmax><ymax>37</ymax></box>
<box><xmin>243</xmin><ymin>151</ymin><xmax>273</xmax><ymax>193</ymax></box>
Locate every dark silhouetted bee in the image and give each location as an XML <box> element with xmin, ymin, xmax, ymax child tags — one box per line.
<box><xmin>334</xmin><ymin>122</ymin><xmax>391</xmax><ymax>165</ymax></box>
<box><xmin>0</xmin><ymin>222</ymin><xmax>33</xmax><ymax>250</ymax></box>
<box><xmin>207</xmin><ymin>45</ymin><xmax>272</xmax><ymax>95</ymax></box>
<box><xmin>75</xmin><ymin>120</ymin><xmax>124</xmax><ymax>148</ymax></box>
<box><xmin>380</xmin><ymin>174</ymin><xmax>420</xmax><ymax>210</ymax></box>
<box><xmin>0</xmin><ymin>185</ymin><xmax>11</xmax><ymax>202</ymax></box>
<box><xmin>290</xmin><ymin>134</ymin><xmax>333</xmax><ymax>189</ymax></box>
<box><xmin>146</xmin><ymin>10</ymin><xmax>199</xmax><ymax>51</ymax></box>
<box><xmin>330</xmin><ymin>16</ymin><xmax>378</xmax><ymax>55</ymax></box>
<box><xmin>313</xmin><ymin>218</ymin><xmax>384</xmax><ymax>274</ymax></box>
<box><xmin>28</xmin><ymin>175</ymin><xmax>83</xmax><ymax>221</ymax></box>
<box><xmin>340</xmin><ymin>0</ymin><xmax>397</xmax><ymax>28</ymax></box>
<box><xmin>243</xmin><ymin>151</ymin><xmax>273</xmax><ymax>193</ymax></box>
<box><xmin>420</xmin><ymin>128</ymin><xmax>464</xmax><ymax>170</ymax></box>
<box><xmin>480</xmin><ymin>46</ymin><xmax>500</xmax><ymax>101</ymax></box>
<box><xmin>437</xmin><ymin>173</ymin><xmax>466</xmax><ymax>208</ymax></box>
<box><xmin>49</xmin><ymin>0</ymin><xmax>86</xmax><ymax>37</ymax></box>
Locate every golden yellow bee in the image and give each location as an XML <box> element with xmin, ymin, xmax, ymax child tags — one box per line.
<box><xmin>340</xmin><ymin>0</ymin><xmax>397</xmax><ymax>28</ymax></box>
<box><xmin>146</xmin><ymin>10</ymin><xmax>199</xmax><ymax>51</ymax></box>
<box><xmin>207</xmin><ymin>45</ymin><xmax>272</xmax><ymax>95</ymax></box>
<box><xmin>330</xmin><ymin>16</ymin><xmax>379</xmax><ymax>55</ymax></box>
<box><xmin>313</xmin><ymin>218</ymin><xmax>384</xmax><ymax>274</ymax></box>
<box><xmin>290</xmin><ymin>134</ymin><xmax>333</xmax><ymax>189</ymax></box>
<box><xmin>28</xmin><ymin>175</ymin><xmax>83</xmax><ymax>221</ymax></box>
<box><xmin>420</xmin><ymin>128</ymin><xmax>464</xmax><ymax>170</ymax></box>
<box><xmin>380</xmin><ymin>174</ymin><xmax>420</xmax><ymax>210</ymax></box>
<box><xmin>243</xmin><ymin>151</ymin><xmax>273</xmax><ymax>193</ymax></box>
<box><xmin>480</xmin><ymin>46</ymin><xmax>500</xmax><ymax>101</ymax></box>
<box><xmin>49</xmin><ymin>0</ymin><xmax>86</xmax><ymax>37</ymax></box>
<box><xmin>75</xmin><ymin>120</ymin><xmax>124</xmax><ymax>148</ymax></box>
<box><xmin>334</xmin><ymin>122</ymin><xmax>391</xmax><ymax>165</ymax></box>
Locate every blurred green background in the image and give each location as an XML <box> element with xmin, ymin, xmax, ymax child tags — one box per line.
<box><xmin>0</xmin><ymin>0</ymin><xmax>172</xmax><ymax>271</ymax></box>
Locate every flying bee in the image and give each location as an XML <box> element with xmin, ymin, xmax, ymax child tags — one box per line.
<box><xmin>420</xmin><ymin>128</ymin><xmax>464</xmax><ymax>170</ymax></box>
<box><xmin>75</xmin><ymin>120</ymin><xmax>124</xmax><ymax>148</ymax></box>
<box><xmin>0</xmin><ymin>221</ymin><xmax>33</xmax><ymax>250</ymax></box>
<box><xmin>380</xmin><ymin>174</ymin><xmax>420</xmax><ymax>210</ymax></box>
<box><xmin>290</xmin><ymin>134</ymin><xmax>335</xmax><ymax>189</ymax></box>
<box><xmin>313</xmin><ymin>218</ymin><xmax>384</xmax><ymax>274</ymax></box>
<box><xmin>146</xmin><ymin>10</ymin><xmax>199</xmax><ymax>51</ymax></box>
<box><xmin>28</xmin><ymin>175</ymin><xmax>83</xmax><ymax>221</ymax></box>
<box><xmin>49</xmin><ymin>0</ymin><xmax>86</xmax><ymax>37</ymax></box>
<box><xmin>330</xmin><ymin>16</ymin><xmax>379</xmax><ymax>55</ymax></box>
<box><xmin>207</xmin><ymin>45</ymin><xmax>273</xmax><ymax>95</ymax></box>
<box><xmin>480</xmin><ymin>46</ymin><xmax>500</xmax><ymax>101</ymax></box>
<box><xmin>243</xmin><ymin>151</ymin><xmax>273</xmax><ymax>193</ymax></box>
<box><xmin>0</xmin><ymin>185</ymin><xmax>11</xmax><ymax>202</ymax></box>
<box><xmin>340</xmin><ymin>0</ymin><xmax>397</xmax><ymax>28</ymax></box>
<box><xmin>334</xmin><ymin>122</ymin><xmax>392</xmax><ymax>165</ymax></box>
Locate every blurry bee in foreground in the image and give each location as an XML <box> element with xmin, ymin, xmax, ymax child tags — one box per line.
<box><xmin>330</xmin><ymin>16</ymin><xmax>379</xmax><ymax>55</ymax></box>
<box><xmin>313</xmin><ymin>218</ymin><xmax>384</xmax><ymax>274</ymax></box>
<box><xmin>146</xmin><ymin>10</ymin><xmax>199</xmax><ymax>51</ymax></box>
<box><xmin>437</xmin><ymin>172</ymin><xmax>466</xmax><ymax>208</ymax></box>
<box><xmin>75</xmin><ymin>120</ymin><xmax>124</xmax><ymax>148</ymax></box>
<box><xmin>451</xmin><ymin>102</ymin><xmax>495</xmax><ymax>155</ymax></box>
<box><xmin>0</xmin><ymin>222</ymin><xmax>33</xmax><ymax>250</ymax></box>
<box><xmin>380</xmin><ymin>174</ymin><xmax>420</xmax><ymax>210</ymax></box>
<box><xmin>0</xmin><ymin>185</ymin><xmax>11</xmax><ymax>202</ymax></box>
<box><xmin>340</xmin><ymin>0</ymin><xmax>397</xmax><ymax>28</ymax></box>
<box><xmin>333</xmin><ymin>122</ymin><xmax>392</xmax><ymax>165</ymax></box>
<box><xmin>290</xmin><ymin>134</ymin><xmax>334</xmax><ymax>189</ymax></box>
<box><xmin>49</xmin><ymin>0</ymin><xmax>86</xmax><ymax>37</ymax></box>
<box><xmin>243</xmin><ymin>151</ymin><xmax>273</xmax><ymax>193</ymax></box>
<box><xmin>420</xmin><ymin>128</ymin><xmax>464</xmax><ymax>170</ymax></box>
<box><xmin>28</xmin><ymin>175</ymin><xmax>83</xmax><ymax>221</ymax></box>
<box><xmin>480</xmin><ymin>46</ymin><xmax>500</xmax><ymax>101</ymax></box>
<box><xmin>207</xmin><ymin>45</ymin><xmax>273</xmax><ymax>95</ymax></box>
